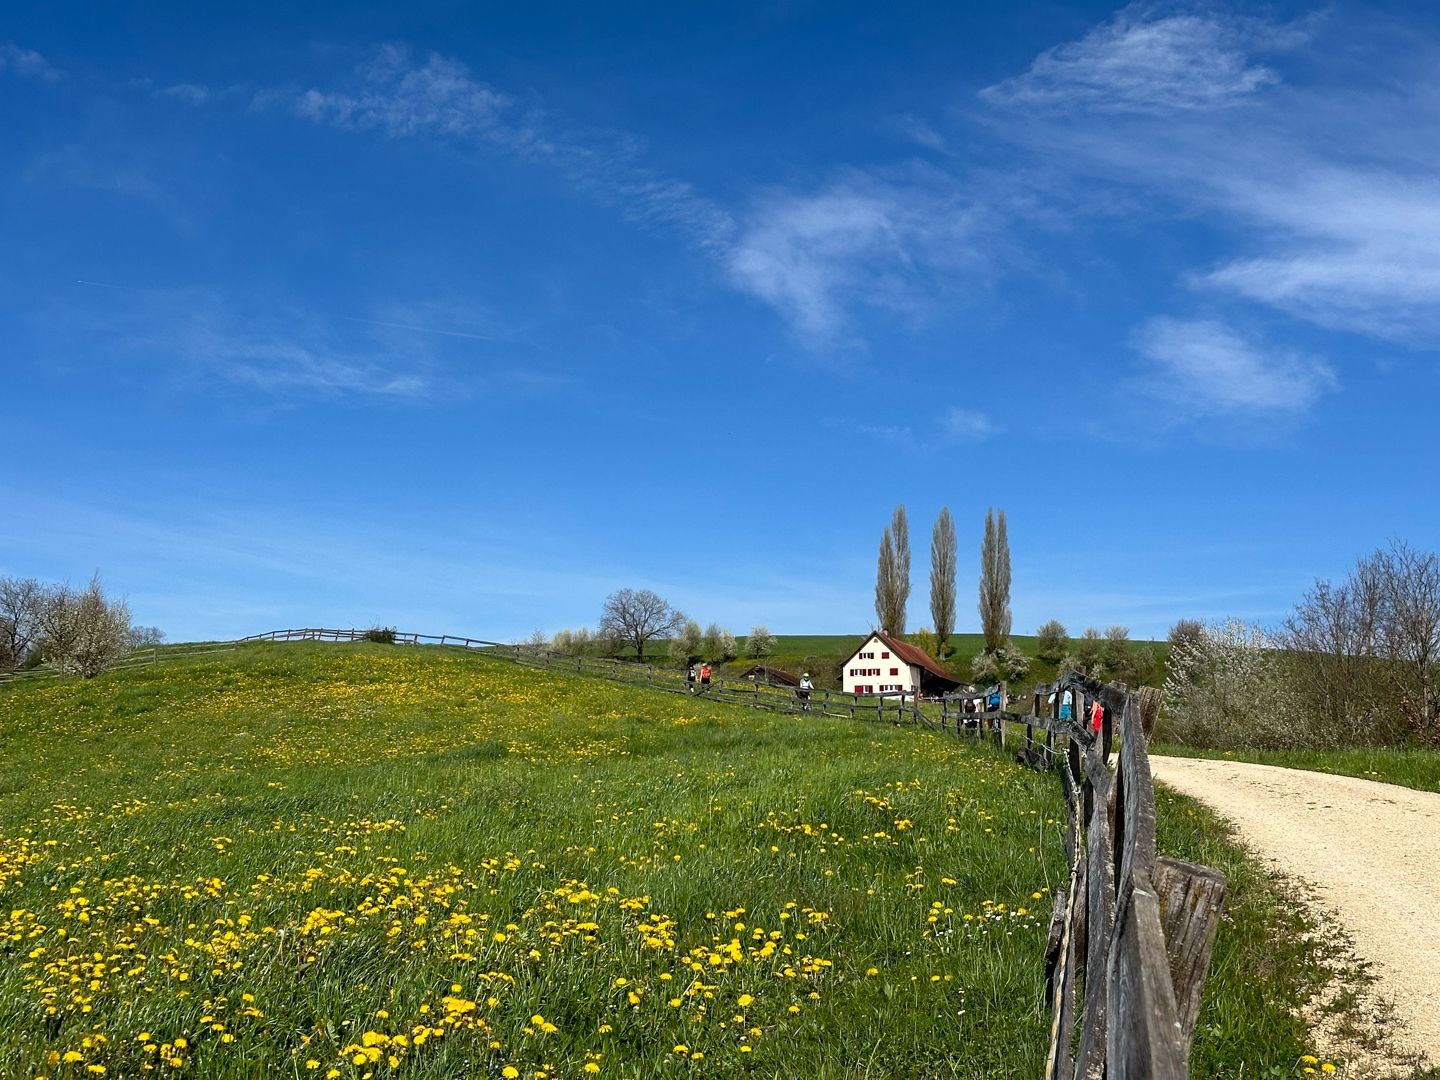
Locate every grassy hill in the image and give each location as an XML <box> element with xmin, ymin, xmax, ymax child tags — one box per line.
<box><xmin>0</xmin><ymin>643</ymin><xmax>1333</xmax><ymax>1077</ymax></box>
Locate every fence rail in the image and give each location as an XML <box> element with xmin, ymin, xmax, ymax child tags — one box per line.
<box><xmin>5</xmin><ymin>626</ymin><xmax>1226</xmax><ymax>1074</ymax></box>
<box><xmin>0</xmin><ymin>640</ymin><xmax>240</xmax><ymax>684</ymax></box>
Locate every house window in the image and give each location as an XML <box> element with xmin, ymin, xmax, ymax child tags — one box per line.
<box><xmin>881</xmin><ymin>651</ymin><xmax>890</xmax><ymax>659</ymax></box>
<box><xmin>890</xmin><ymin>667</ymin><xmax>899</xmax><ymax>676</ymax></box>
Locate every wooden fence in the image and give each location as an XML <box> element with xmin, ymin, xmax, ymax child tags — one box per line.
<box><xmin>20</xmin><ymin>627</ymin><xmax>1224</xmax><ymax>1075</ymax></box>
<box><xmin>1015</xmin><ymin>674</ymin><xmax>1227</xmax><ymax>1080</ymax></box>
<box><xmin>0</xmin><ymin>640</ymin><xmax>239</xmax><ymax>684</ymax></box>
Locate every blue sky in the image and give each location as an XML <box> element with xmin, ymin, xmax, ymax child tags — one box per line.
<box><xmin>3</xmin><ymin>1</ymin><xmax>1438</xmax><ymax>643</ymax></box>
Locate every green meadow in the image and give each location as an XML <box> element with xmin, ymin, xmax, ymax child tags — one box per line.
<box><xmin>0</xmin><ymin>643</ymin><xmax>1336</xmax><ymax>1078</ymax></box>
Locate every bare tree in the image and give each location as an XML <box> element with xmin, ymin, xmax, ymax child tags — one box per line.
<box><xmin>129</xmin><ymin>625</ymin><xmax>166</xmax><ymax>647</ymax></box>
<box><xmin>600</xmin><ymin>588</ymin><xmax>685</xmax><ymax>662</ymax></box>
<box><xmin>929</xmin><ymin>508</ymin><xmax>956</xmax><ymax>657</ymax></box>
<box><xmin>978</xmin><ymin>507</ymin><xmax>1011</xmax><ymax>653</ymax></box>
<box><xmin>1283</xmin><ymin>563</ymin><xmax>1386</xmax><ymax>731</ymax></box>
<box><xmin>0</xmin><ymin>576</ymin><xmax>45</xmax><ymax>671</ymax></box>
<box><xmin>1377</xmin><ymin>541</ymin><xmax>1440</xmax><ymax>718</ymax></box>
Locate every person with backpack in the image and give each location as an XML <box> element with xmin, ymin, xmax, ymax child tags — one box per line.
<box><xmin>699</xmin><ymin>663</ymin><xmax>712</xmax><ymax>690</ymax></box>
<box><xmin>686</xmin><ymin>664</ymin><xmax>697</xmax><ymax>694</ymax></box>
<box><xmin>797</xmin><ymin>672</ymin><xmax>813</xmax><ymax>711</ymax></box>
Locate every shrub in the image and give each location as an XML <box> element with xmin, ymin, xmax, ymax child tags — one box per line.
<box><xmin>669</xmin><ymin>620</ymin><xmax>702</xmax><ymax>664</ymax></box>
<box><xmin>1035</xmin><ymin>620</ymin><xmax>1068</xmax><ymax>663</ymax></box>
<box><xmin>361</xmin><ymin>627</ymin><xmax>397</xmax><ymax>644</ymax></box>
<box><xmin>1160</xmin><ymin>619</ymin><xmax>1304</xmax><ymax>749</ymax></box>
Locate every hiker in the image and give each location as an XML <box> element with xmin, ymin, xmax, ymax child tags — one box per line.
<box><xmin>987</xmin><ymin>687</ymin><xmax>1002</xmax><ymax>712</ymax></box>
<box><xmin>699</xmin><ymin>663</ymin><xmax>712</xmax><ymax>690</ymax></box>
<box><xmin>1059</xmin><ymin>688</ymin><xmax>1073</xmax><ymax>722</ymax></box>
<box><xmin>797</xmin><ymin>672</ymin><xmax>813</xmax><ymax>711</ymax></box>
<box><xmin>686</xmin><ymin>664</ymin><xmax>697</xmax><ymax>693</ymax></box>
<box><xmin>1090</xmin><ymin>698</ymin><xmax>1104</xmax><ymax>734</ymax></box>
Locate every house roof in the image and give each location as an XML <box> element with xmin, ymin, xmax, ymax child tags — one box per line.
<box><xmin>844</xmin><ymin>630</ymin><xmax>959</xmax><ymax>686</ymax></box>
<box><xmin>739</xmin><ymin>664</ymin><xmax>801</xmax><ymax>687</ymax></box>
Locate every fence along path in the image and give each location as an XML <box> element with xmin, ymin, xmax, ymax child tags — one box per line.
<box><xmin>121</xmin><ymin>629</ymin><xmax>1227</xmax><ymax>1076</ymax></box>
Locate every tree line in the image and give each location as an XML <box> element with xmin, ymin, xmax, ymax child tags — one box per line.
<box><xmin>540</xmin><ymin>588</ymin><xmax>778</xmax><ymax>665</ymax></box>
<box><xmin>1163</xmin><ymin>539</ymin><xmax>1440</xmax><ymax>749</ymax></box>
<box><xmin>0</xmin><ymin>575</ymin><xmax>142</xmax><ymax>678</ymax></box>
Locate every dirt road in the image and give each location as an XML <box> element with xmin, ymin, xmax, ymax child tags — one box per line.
<box><xmin>1148</xmin><ymin>756</ymin><xmax>1440</xmax><ymax>1067</ymax></box>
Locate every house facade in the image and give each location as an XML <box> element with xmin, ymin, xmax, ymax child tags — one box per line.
<box><xmin>840</xmin><ymin>630</ymin><xmax>961</xmax><ymax>698</ymax></box>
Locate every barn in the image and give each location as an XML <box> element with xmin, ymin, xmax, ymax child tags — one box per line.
<box><xmin>840</xmin><ymin>630</ymin><xmax>961</xmax><ymax>699</ymax></box>
<box><xmin>738</xmin><ymin>664</ymin><xmax>801</xmax><ymax>688</ymax></box>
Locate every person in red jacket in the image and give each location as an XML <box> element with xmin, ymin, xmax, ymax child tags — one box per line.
<box><xmin>699</xmin><ymin>663</ymin><xmax>712</xmax><ymax>689</ymax></box>
<box><xmin>1090</xmin><ymin>698</ymin><xmax>1104</xmax><ymax>734</ymax></box>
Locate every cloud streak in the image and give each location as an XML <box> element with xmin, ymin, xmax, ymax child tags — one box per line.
<box><xmin>982</xmin><ymin>5</ymin><xmax>1302</xmax><ymax>115</ymax></box>
<box><xmin>0</xmin><ymin>42</ymin><xmax>61</xmax><ymax>82</ymax></box>
<box><xmin>282</xmin><ymin>46</ymin><xmax>734</xmax><ymax>251</ymax></box>
<box><xmin>1132</xmin><ymin>316</ymin><xmax>1335</xmax><ymax>413</ymax></box>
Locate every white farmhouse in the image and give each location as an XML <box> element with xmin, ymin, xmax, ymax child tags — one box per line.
<box><xmin>840</xmin><ymin>630</ymin><xmax>961</xmax><ymax>699</ymax></box>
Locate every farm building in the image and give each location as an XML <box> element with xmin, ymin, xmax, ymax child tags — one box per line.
<box><xmin>738</xmin><ymin>664</ymin><xmax>801</xmax><ymax>687</ymax></box>
<box><xmin>841</xmin><ymin>630</ymin><xmax>961</xmax><ymax>698</ymax></box>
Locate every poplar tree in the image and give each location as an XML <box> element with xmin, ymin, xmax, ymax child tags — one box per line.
<box><xmin>978</xmin><ymin>507</ymin><xmax>1012</xmax><ymax>653</ymax></box>
<box><xmin>874</xmin><ymin>505</ymin><xmax>911</xmax><ymax>636</ymax></box>
<box><xmin>929</xmin><ymin>508</ymin><xmax>956</xmax><ymax>657</ymax></box>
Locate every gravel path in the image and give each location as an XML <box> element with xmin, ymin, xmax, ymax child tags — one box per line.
<box><xmin>1148</xmin><ymin>756</ymin><xmax>1440</xmax><ymax>1066</ymax></box>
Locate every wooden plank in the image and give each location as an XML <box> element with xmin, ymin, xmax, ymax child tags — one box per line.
<box><xmin>1045</xmin><ymin>858</ymin><xmax>1084</xmax><ymax>1080</ymax></box>
<box><xmin>1153</xmin><ymin>856</ymin><xmax>1227</xmax><ymax>1052</ymax></box>
<box><xmin>1075</xmin><ymin>767</ymin><xmax>1115</xmax><ymax>1078</ymax></box>
<box><xmin>1105</xmin><ymin>875</ymin><xmax>1186</xmax><ymax>1080</ymax></box>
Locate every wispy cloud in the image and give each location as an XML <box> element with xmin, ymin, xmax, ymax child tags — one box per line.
<box><xmin>42</xmin><ymin>286</ymin><xmax>458</xmax><ymax>401</ymax></box>
<box><xmin>1132</xmin><ymin>316</ymin><xmax>1335</xmax><ymax>412</ymax></box>
<box><xmin>982</xmin><ymin>3</ymin><xmax>1440</xmax><ymax>405</ymax></box>
<box><xmin>725</xmin><ymin>172</ymin><xmax>1000</xmax><ymax>345</ymax></box>
<box><xmin>982</xmin><ymin>5</ymin><xmax>1302</xmax><ymax>115</ymax></box>
<box><xmin>940</xmin><ymin>406</ymin><xmax>1000</xmax><ymax>441</ymax></box>
<box><xmin>0</xmin><ymin>42</ymin><xmax>62</xmax><ymax>82</ymax></box>
<box><xmin>823</xmin><ymin>404</ymin><xmax>1001</xmax><ymax>452</ymax></box>
<box><xmin>160</xmin><ymin>82</ymin><xmax>212</xmax><ymax>105</ymax></box>
<box><xmin>277</xmin><ymin>45</ymin><xmax>734</xmax><ymax>250</ymax></box>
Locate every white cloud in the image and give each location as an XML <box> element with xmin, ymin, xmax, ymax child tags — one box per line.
<box><xmin>725</xmin><ymin>175</ymin><xmax>997</xmax><ymax>345</ymax></box>
<box><xmin>1133</xmin><ymin>316</ymin><xmax>1335</xmax><ymax>412</ymax></box>
<box><xmin>982</xmin><ymin>6</ymin><xmax>1299</xmax><ymax>114</ymax></box>
<box><xmin>0</xmin><ymin>42</ymin><xmax>61</xmax><ymax>82</ymax></box>
<box><xmin>983</xmin><ymin>7</ymin><xmax>1440</xmax><ymax>362</ymax></box>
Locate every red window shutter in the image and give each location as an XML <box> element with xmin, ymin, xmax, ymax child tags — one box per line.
<box><xmin>890</xmin><ymin>667</ymin><xmax>898</xmax><ymax>676</ymax></box>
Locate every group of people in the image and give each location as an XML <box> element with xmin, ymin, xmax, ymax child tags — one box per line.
<box><xmin>685</xmin><ymin>663</ymin><xmax>712</xmax><ymax>693</ymax></box>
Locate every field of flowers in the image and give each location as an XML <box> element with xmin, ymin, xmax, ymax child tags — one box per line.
<box><xmin>0</xmin><ymin>643</ymin><xmax>1072</xmax><ymax>1079</ymax></box>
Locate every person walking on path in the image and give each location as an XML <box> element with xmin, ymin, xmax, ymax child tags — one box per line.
<box><xmin>686</xmin><ymin>664</ymin><xmax>697</xmax><ymax>694</ymax></box>
<box><xmin>797</xmin><ymin>672</ymin><xmax>813</xmax><ymax>711</ymax></box>
<box><xmin>1090</xmin><ymin>698</ymin><xmax>1104</xmax><ymax>734</ymax></box>
<box><xmin>699</xmin><ymin>663</ymin><xmax>712</xmax><ymax>691</ymax></box>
